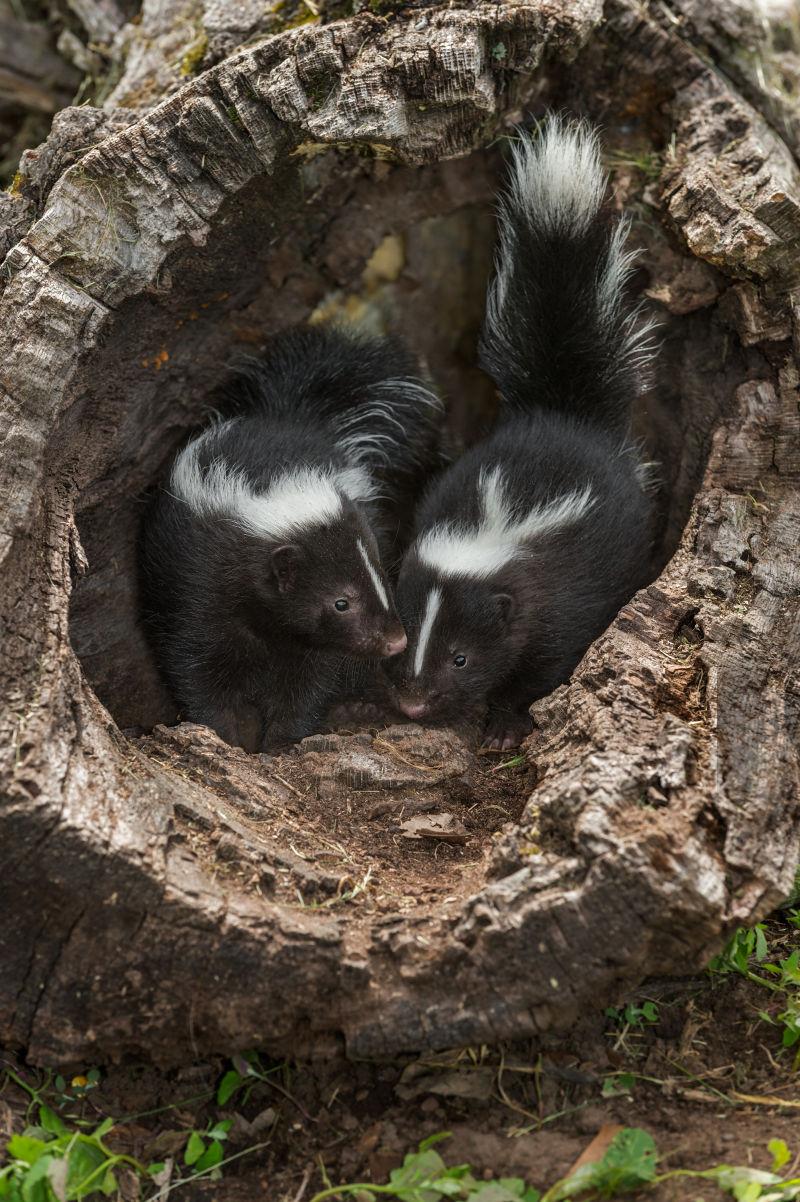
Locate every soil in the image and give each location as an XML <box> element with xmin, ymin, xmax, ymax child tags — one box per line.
<box><xmin>3</xmin><ymin>915</ymin><xmax>800</xmax><ymax>1200</ymax></box>
<box><xmin>138</xmin><ymin>720</ymin><xmax>531</xmax><ymax>927</ymax></box>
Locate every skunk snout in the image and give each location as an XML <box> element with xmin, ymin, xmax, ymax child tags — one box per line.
<box><xmin>384</xmin><ymin>631</ymin><xmax>408</xmax><ymax>658</ymax></box>
<box><xmin>398</xmin><ymin>699</ymin><xmax>427</xmax><ymax>720</ymax></box>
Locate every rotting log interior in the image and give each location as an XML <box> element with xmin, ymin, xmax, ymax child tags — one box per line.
<box><xmin>65</xmin><ymin>114</ymin><xmax>769</xmax><ymax>736</ymax></box>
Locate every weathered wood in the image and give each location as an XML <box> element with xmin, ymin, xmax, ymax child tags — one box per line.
<box><xmin>0</xmin><ymin>0</ymin><xmax>798</xmax><ymax>1067</ymax></box>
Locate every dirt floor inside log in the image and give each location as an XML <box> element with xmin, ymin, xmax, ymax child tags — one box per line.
<box><xmin>3</xmin><ymin>912</ymin><xmax>800</xmax><ymax>1201</ymax></box>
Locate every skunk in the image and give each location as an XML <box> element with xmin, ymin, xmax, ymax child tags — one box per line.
<box><xmin>387</xmin><ymin>115</ymin><xmax>656</xmax><ymax>749</ymax></box>
<box><xmin>140</xmin><ymin>324</ymin><xmax>442</xmax><ymax>752</ymax></box>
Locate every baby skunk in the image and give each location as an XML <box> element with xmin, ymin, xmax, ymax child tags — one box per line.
<box><xmin>140</xmin><ymin>324</ymin><xmax>442</xmax><ymax>752</ymax></box>
<box><xmin>387</xmin><ymin>115</ymin><xmax>656</xmax><ymax>749</ymax></box>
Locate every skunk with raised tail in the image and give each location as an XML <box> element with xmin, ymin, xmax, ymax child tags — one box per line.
<box><xmin>388</xmin><ymin>116</ymin><xmax>656</xmax><ymax>748</ymax></box>
<box><xmin>140</xmin><ymin>324</ymin><xmax>442</xmax><ymax>752</ymax></box>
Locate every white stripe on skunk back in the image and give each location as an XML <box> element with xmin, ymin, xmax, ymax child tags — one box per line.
<box><xmin>171</xmin><ymin>421</ymin><xmax>376</xmax><ymax>541</ymax></box>
<box><xmin>417</xmin><ymin>467</ymin><xmax>595</xmax><ymax>580</ymax></box>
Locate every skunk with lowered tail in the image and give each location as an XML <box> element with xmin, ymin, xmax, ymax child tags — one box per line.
<box><xmin>388</xmin><ymin>115</ymin><xmax>656</xmax><ymax>748</ymax></box>
<box><xmin>140</xmin><ymin>324</ymin><xmax>442</xmax><ymax>752</ymax></box>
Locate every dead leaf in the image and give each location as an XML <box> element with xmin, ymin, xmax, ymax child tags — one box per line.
<box><xmin>0</xmin><ymin>1101</ymin><xmax>13</xmax><ymax>1144</ymax></box>
<box><xmin>146</xmin><ymin>1129</ymin><xmax>189</xmax><ymax>1158</ymax></box>
<box><xmin>395</xmin><ymin>1064</ymin><xmax>494</xmax><ymax>1101</ymax></box>
<box><xmin>150</xmin><ymin>1158</ymin><xmax>173</xmax><ymax>1202</ymax></box>
<box><xmin>47</xmin><ymin>1159</ymin><xmax>68</xmax><ymax>1202</ymax></box>
<box><xmin>399</xmin><ymin>813</ymin><xmax>468</xmax><ymax>843</ymax></box>
<box><xmin>229</xmin><ymin>1107</ymin><xmax>277</xmax><ymax>1143</ymax></box>
<box><xmin>564</xmin><ymin>1125</ymin><xmax>625</xmax><ymax>1175</ymax></box>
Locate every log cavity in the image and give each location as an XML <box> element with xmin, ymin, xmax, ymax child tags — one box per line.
<box><xmin>66</xmin><ymin>142</ymin><xmax>742</xmax><ymax>755</ymax></box>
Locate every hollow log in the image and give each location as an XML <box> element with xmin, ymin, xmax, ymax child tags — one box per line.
<box><xmin>0</xmin><ymin>0</ymin><xmax>798</xmax><ymax>1067</ymax></box>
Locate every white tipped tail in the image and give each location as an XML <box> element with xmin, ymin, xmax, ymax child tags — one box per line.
<box><xmin>508</xmin><ymin>114</ymin><xmax>606</xmax><ymax>237</ymax></box>
<box><xmin>481</xmin><ymin>113</ymin><xmax>657</xmax><ymax>437</ymax></box>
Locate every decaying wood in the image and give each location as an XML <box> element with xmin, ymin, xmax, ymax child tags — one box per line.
<box><xmin>0</xmin><ymin>0</ymin><xmax>798</xmax><ymax>1067</ymax></box>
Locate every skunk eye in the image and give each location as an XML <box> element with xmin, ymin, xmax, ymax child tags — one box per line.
<box><xmin>334</xmin><ymin>598</ymin><xmax>349</xmax><ymax>612</ymax></box>
<box><xmin>453</xmin><ymin>654</ymin><xmax>467</xmax><ymax>668</ymax></box>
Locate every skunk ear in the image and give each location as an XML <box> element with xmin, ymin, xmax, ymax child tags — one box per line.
<box><xmin>494</xmin><ymin>592</ymin><xmax>514</xmax><ymax>625</ymax></box>
<box><xmin>271</xmin><ymin>544</ymin><xmax>302</xmax><ymax>593</ymax></box>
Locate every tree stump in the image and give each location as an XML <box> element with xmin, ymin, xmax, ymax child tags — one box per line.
<box><xmin>1</xmin><ymin>0</ymin><xmax>798</xmax><ymax>1067</ymax></box>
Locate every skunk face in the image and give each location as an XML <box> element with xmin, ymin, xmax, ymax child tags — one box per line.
<box><xmin>386</xmin><ymin>566</ymin><xmax>514</xmax><ymax>722</ymax></box>
<box><xmin>255</xmin><ymin>508</ymin><xmax>407</xmax><ymax>660</ymax></box>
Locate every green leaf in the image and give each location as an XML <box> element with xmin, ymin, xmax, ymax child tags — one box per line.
<box><xmin>550</xmin><ymin>1128</ymin><xmax>658</xmax><ymax>1201</ymax></box>
<box><xmin>99</xmin><ymin>1167</ymin><xmax>117</xmax><ymax>1196</ymax></box>
<box><xmin>207</xmin><ymin>1120</ymin><xmax>233</xmax><ymax>1141</ymax></box>
<box><xmin>216</xmin><ymin>1071</ymin><xmax>243</xmax><ymax>1106</ymax></box>
<box><xmin>768</xmin><ymin>1134</ymin><xmax>792</xmax><ymax>1173</ymax></box>
<box><xmin>437</xmin><ymin>1181</ymin><xmax>469</xmax><ymax>1198</ymax></box>
<box><xmin>418</xmin><ymin>1133</ymin><xmax>452</xmax><ymax>1153</ymax></box>
<box><xmin>19</xmin><ymin>1156</ymin><xmax>54</xmax><ymax>1202</ymax></box>
<box><xmin>147</xmin><ymin>1163</ymin><xmax>167</xmax><ymax>1176</ymax></box>
<box><xmin>703</xmin><ymin>1166</ymin><xmax>779</xmax><ymax>1193</ymax></box>
<box><xmin>470</xmin><ymin>1185</ymin><xmax>527</xmax><ymax>1202</ymax></box>
<box><xmin>641</xmin><ymin>1002</ymin><xmax>659</xmax><ymax>1023</ymax></box>
<box><xmin>92</xmin><ymin>1118</ymin><xmax>114</xmax><ymax>1140</ymax></box>
<box><xmin>184</xmin><ymin>1131</ymin><xmax>206</xmax><ymax>1166</ymax></box>
<box><xmin>54</xmin><ymin>1077</ymin><xmax>66</xmax><ymax>1093</ymax></box>
<box><xmin>602</xmin><ymin>1073</ymin><xmax>635</xmax><ymax>1098</ymax></box>
<box><xmin>195</xmin><ymin>1140</ymin><xmax>224</xmax><ymax>1173</ymax></box>
<box><xmin>769</xmin><ymin>1138</ymin><xmax>791</xmax><ymax>1172</ymax></box>
<box><xmin>388</xmin><ymin>1146</ymin><xmax>451</xmax><ymax>1202</ymax></box>
<box><xmin>19</xmin><ymin>1129</ymin><xmax>50</xmax><ymax>1145</ymax></box>
<box><xmin>64</xmin><ymin>1140</ymin><xmax>108</xmax><ymax>1196</ymax></box>
<box><xmin>6</xmin><ymin>1136</ymin><xmax>48</xmax><ymax>1166</ymax></box>
<box><xmin>733</xmin><ymin>1182</ymin><xmax>761</xmax><ymax>1202</ymax></box>
<box><xmin>38</xmin><ymin>1107</ymin><xmax>65</xmax><ymax>1138</ymax></box>
<box><xmin>522</xmin><ymin>1191</ymin><xmax>541</xmax><ymax>1202</ymax></box>
<box><xmin>86</xmin><ymin>1070</ymin><xmax>101</xmax><ymax>1086</ymax></box>
<box><xmin>755</xmin><ymin>926</ymin><xmax>769</xmax><ymax>962</ymax></box>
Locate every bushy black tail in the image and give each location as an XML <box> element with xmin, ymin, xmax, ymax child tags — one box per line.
<box><xmin>226</xmin><ymin>324</ymin><xmax>443</xmax><ymax>481</ymax></box>
<box><xmin>479</xmin><ymin>115</ymin><xmax>655</xmax><ymax>437</ymax></box>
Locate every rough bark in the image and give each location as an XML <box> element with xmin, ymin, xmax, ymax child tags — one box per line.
<box><xmin>0</xmin><ymin>0</ymin><xmax>798</xmax><ymax>1067</ymax></box>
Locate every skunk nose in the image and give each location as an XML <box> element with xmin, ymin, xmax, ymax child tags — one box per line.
<box><xmin>399</xmin><ymin>700</ymin><xmax>427</xmax><ymax>719</ymax></box>
<box><xmin>384</xmin><ymin>632</ymin><xmax>407</xmax><ymax>657</ymax></box>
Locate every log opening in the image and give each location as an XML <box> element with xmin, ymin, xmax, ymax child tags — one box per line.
<box><xmin>2</xmin><ymin>0</ymin><xmax>798</xmax><ymax>1068</ymax></box>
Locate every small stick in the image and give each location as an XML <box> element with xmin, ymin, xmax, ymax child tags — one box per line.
<box><xmin>292</xmin><ymin>1166</ymin><xmax>313</xmax><ymax>1202</ymax></box>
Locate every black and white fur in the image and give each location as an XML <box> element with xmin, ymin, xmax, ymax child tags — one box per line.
<box><xmin>140</xmin><ymin>324</ymin><xmax>442</xmax><ymax>752</ymax></box>
<box><xmin>387</xmin><ymin>116</ymin><xmax>656</xmax><ymax>748</ymax></box>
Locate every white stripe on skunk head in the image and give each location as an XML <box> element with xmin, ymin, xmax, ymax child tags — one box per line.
<box><xmin>171</xmin><ymin>422</ymin><xmax>376</xmax><ymax>539</ymax></box>
<box><xmin>417</xmin><ymin>467</ymin><xmax>595</xmax><ymax>580</ymax></box>
<box><xmin>357</xmin><ymin>537</ymin><xmax>389</xmax><ymax>611</ymax></box>
<box><xmin>414</xmin><ymin>586</ymin><xmax>442</xmax><ymax>678</ymax></box>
